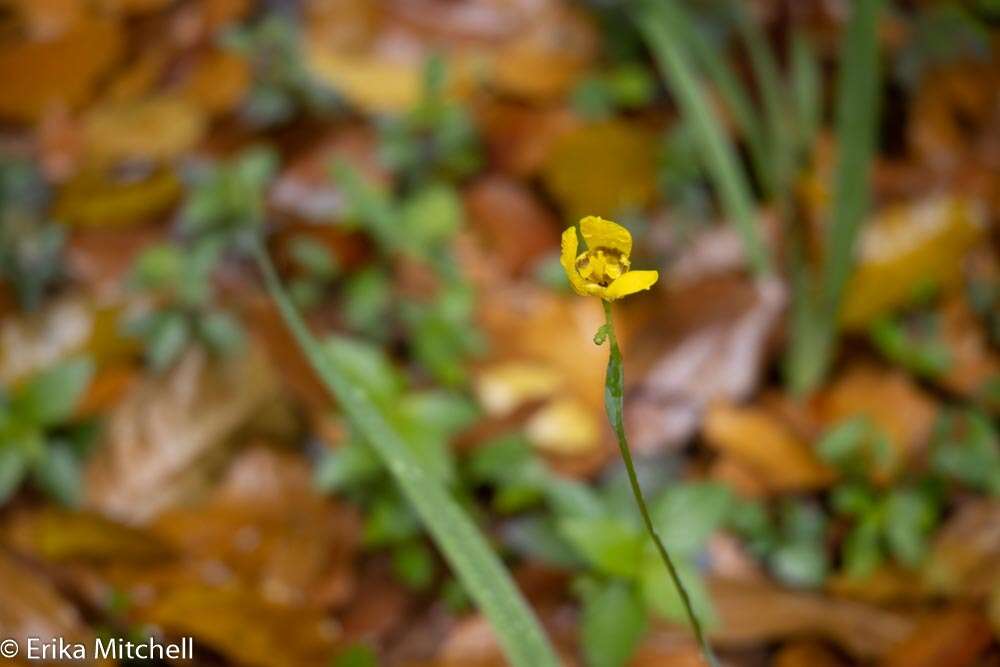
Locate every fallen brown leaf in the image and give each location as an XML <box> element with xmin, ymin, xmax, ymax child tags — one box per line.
<box><xmin>0</xmin><ymin>18</ymin><xmax>123</xmax><ymax>122</ymax></box>
<box><xmin>708</xmin><ymin>578</ymin><xmax>915</xmax><ymax>659</ymax></box>
<box><xmin>464</xmin><ymin>175</ymin><xmax>559</xmax><ymax>277</ymax></box>
<box><xmin>625</xmin><ymin>276</ymin><xmax>785</xmax><ymax>454</ymax></box>
<box><xmin>140</xmin><ymin>584</ymin><xmax>341</xmax><ymax>667</ymax></box>
<box><xmin>816</xmin><ymin>364</ymin><xmax>938</xmax><ymax>482</ymax></box>
<box><xmin>152</xmin><ymin>447</ymin><xmax>360</xmax><ymax>608</ymax></box>
<box><xmin>882</xmin><ymin>608</ymin><xmax>992</xmax><ymax>667</ymax></box>
<box><xmin>0</xmin><ymin>551</ymin><xmax>114</xmax><ymax>667</ymax></box>
<box><xmin>84</xmin><ymin>345</ymin><xmax>279</xmax><ymax>523</ymax></box>
<box><xmin>924</xmin><ymin>499</ymin><xmax>1000</xmax><ymax>600</ymax></box>
<box><xmin>704</xmin><ymin>402</ymin><xmax>835</xmax><ymax>492</ymax></box>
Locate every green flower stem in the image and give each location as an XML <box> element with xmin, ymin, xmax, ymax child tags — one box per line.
<box><xmin>600</xmin><ymin>301</ymin><xmax>720</xmax><ymax>667</ymax></box>
<box><xmin>253</xmin><ymin>241</ymin><xmax>560</xmax><ymax>667</ymax></box>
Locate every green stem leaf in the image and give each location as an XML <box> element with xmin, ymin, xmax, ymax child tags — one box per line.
<box><xmin>253</xmin><ymin>242</ymin><xmax>559</xmax><ymax>667</ymax></box>
<box><xmin>600</xmin><ymin>301</ymin><xmax>720</xmax><ymax>667</ymax></box>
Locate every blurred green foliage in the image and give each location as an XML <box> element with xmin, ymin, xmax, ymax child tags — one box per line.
<box><xmin>377</xmin><ymin>56</ymin><xmax>482</xmax><ymax>187</ymax></box>
<box><xmin>126</xmin><ymin>148</ymin><xmax>277</xmax><ymax>370</ymax></box>
<box><xmin>894</xmin><ymin>4</ymin><xmax>990</xmax><ymax>89</ymax></box>
<box><xmin>286</xmin><ymin>235</ymin><xmax>340</xmax><ymax>309</ymax></box>
<box><xmin>870</xmin><ymin>313</ymin><xmax>952</xmax><ymax>379</ymax></box>
<box><xmin>223</xmin><ymin>14</ymin><xmax>341</xmax><ymax>126</ymax></box>
<box><xmin>314</xmin><ymin>335</ymin><xmax>478</xmax><ymax>590</ymax></box>
<box><xmin>0</xmin><ymin>159</ymin><xmax>65</xmax><ymax>310</ymax></box>
<box><xmin>930</xmin><ymin>409</ymin><xmax>1000</xmax><ymax>495</ymax></box>
<box><xmin>0</xmin><ymin>358</ymin><xmax>95</xmax><ymax>506</ymax></box>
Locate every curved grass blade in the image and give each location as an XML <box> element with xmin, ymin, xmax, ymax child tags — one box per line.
<box><xmin>633</xmin><ymin>0</ymin><xmax>771</xmax><ymax>277</ymax></box>
<box><xmin>253</xmin><ymin>242</ymin><xmax>560</xmax><ymax>667</ymax></box>
<box><xmin>665</xmin><ymin>5</ymin><xmax>772</xmax><ymax>198</ymax></box>
<box><xmin>734</xmin><ymin>4</ymin><xmax>794</xmax><ymax>198</ymax></box>
<box><xmin>787</xmin><ymin>0</ymin><xmax>884</xmax><ymax>393</ymax></box>
<box><xmin>790</xmin><ymin>29</ymin><xmax>822</xmax><ymax>162</ymax></box>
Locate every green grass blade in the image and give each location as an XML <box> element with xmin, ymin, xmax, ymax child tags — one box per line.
<box><xmin>822</xmin><ymin>0</ymin><xmax>883</xmax><ymax>314</ymax></box>
<box><xmin>669</xmin><ymin>7</ymin><xmax>773</xmax><ymax>198</ymax></box>
<box><xmin>253</xmin><ymin>242</ymin><xmax>560</xmax><ymax>667</ymax></box>
<box><xmin>790</xmin><ymin>29</ymin><xmax>822</xmax><ymax>162</ymax></box>
<box><xmin>633</xmin><ymin>0</ymin><xmax>771</xmax><ymax>277</ymax></box>
<box><xmin>787</xmin><ymin>0</ymin><xmax>884</xmax><ymax>393</ymax></box>
<box><xmin>735</xmin><ymin>5</ymin><xmax>794</xmax><ymax>196</ymax></box>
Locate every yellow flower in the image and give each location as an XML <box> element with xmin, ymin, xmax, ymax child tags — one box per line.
<box><xmin>561</xmin><ymin>216</ymin><xmax>659</xmax><ymax>300</ymax></box>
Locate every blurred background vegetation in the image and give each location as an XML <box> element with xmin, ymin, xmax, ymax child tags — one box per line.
<box><xmin>0</xmin><ymin>0</ymin><xmax>998</xmax><ymax>666</ymax></box>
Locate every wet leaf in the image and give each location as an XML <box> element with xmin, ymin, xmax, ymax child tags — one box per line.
<box><xmin>477</xmin><ymin>101</ymin><xmax>578</xmax><ymax>177</ymax></box>
<box><xmin>924</xmin><ymin>499</ymin><xmax>1000</xmax><ymax>598</ymax></box>
<box><xmin>306</xmin><ymin>48</ymin><xmax>422</xmax><ymax>114</ymax></box>
<box><xmin>153</xmin><ymin>447</ymin><xmax>360</xmax><ymax>608</ymax></box>
<box><xmin>4</xmin><ymin>507</ymin><xmax>171</xmax><ymax>563</ymax></box>
<box><xmin>773</xmin><ymin>642</ymin><xmax>846</xmax><ymax>667</ymax></box>
<box><xmin>935</xmin><ymin>295</ymin><xmax>1000</xmax><ymax>397</ymax></box>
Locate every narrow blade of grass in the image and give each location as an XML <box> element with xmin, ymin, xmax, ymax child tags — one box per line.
<box><xmin>633</xmin><ymin>0</ymin><xmax>771</xmax><ymax>277</ymax></box>
<box><xmin>670</xmin><ymin>7</ymin><xmax>773</xmax><ymax>198</ymax></box>
<box><xmin>787</xmin><ymin>0</ymin><xmax>884</xmax><ymax>393</ymax></box>
<box><xmin>253</xmin><ymin>242</ymin><xmax>560</xmax><ymax>667</ymax></box>
<box><xmin>735</xmin><ymin>4</ymin><xmax>794</xmax><ymax>197</ymax></box>
<box><xmin>790</xmin><ymin>28</ymin><xmax>822</xmax><ymax>162</ymax></box>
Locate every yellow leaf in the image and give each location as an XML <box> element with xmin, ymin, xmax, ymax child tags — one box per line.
<box><xmin>305</xmin><ymin>46</ymin><xmax>422</xmax><ymax>114</ymax></box>
<box><xmin>840</xmin><ymin>197</ymin><xmax>985</xmax><ymax>329</ymax></box>
<box><xmin>526</xmin><ymin>397</ymin><xmax>600</xmax><ymax>455</ymax></box>
<box><xmin>0</xmin><ymin>18</ymin><xmax>123</xmax><ymax>122</ymax></box>
<box><xmin>141</xmin><ymin>585</ymin><xmax>339</xmax><ymax>667</ymax></box>
<box><xmin>704</xmin><ymin>402</ymin><xmax>835</xmax><ymax>492</ymax></box>
<box><xmin>55</xmin><ymin>167</ymin><xmax>182</xmax><ymax>228</ymax></box>
<box><xmin>475</xmin><ymin>361</ymin><xmax>561</xmax><ymax>416</ymax></box>
<box><xmin>176</xmin><ymin>50</ymin><xmax>251</xmax><ymax>115</ymax></box>
<box><xmin>542</xmin><ymin>120</ymin><xmax>658</xmax><ymax>219</ymax></box>
<box><xmin>82</xmin><ymin>95</ymin><xmax>206</xmax><ymax>164</ymax></box>
<box><xmin>4</xmin><ymin>507</ymin><xmax>171</xmax><ymax>563</ymax></box>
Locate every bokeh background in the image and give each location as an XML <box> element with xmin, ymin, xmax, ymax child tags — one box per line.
<box><xmin>0</xmin><ymin>0</ymin><xmax>998</xmax><ymax>665</ymax></box>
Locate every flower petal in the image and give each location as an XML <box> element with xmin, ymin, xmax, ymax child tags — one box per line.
<box><xmin>604</xmin><ymin>270</ymin><xmax>658</xmax><ymax>300</ymax></box>
<box><xmin>560</xmin><ymin>227</ymin><xmax>589</xmax><ymax>296</ymax></box>
<box><xmin>580</xmin><ymin>215</ymin><xmax>632</xmax><ymax>256</ymax></box>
